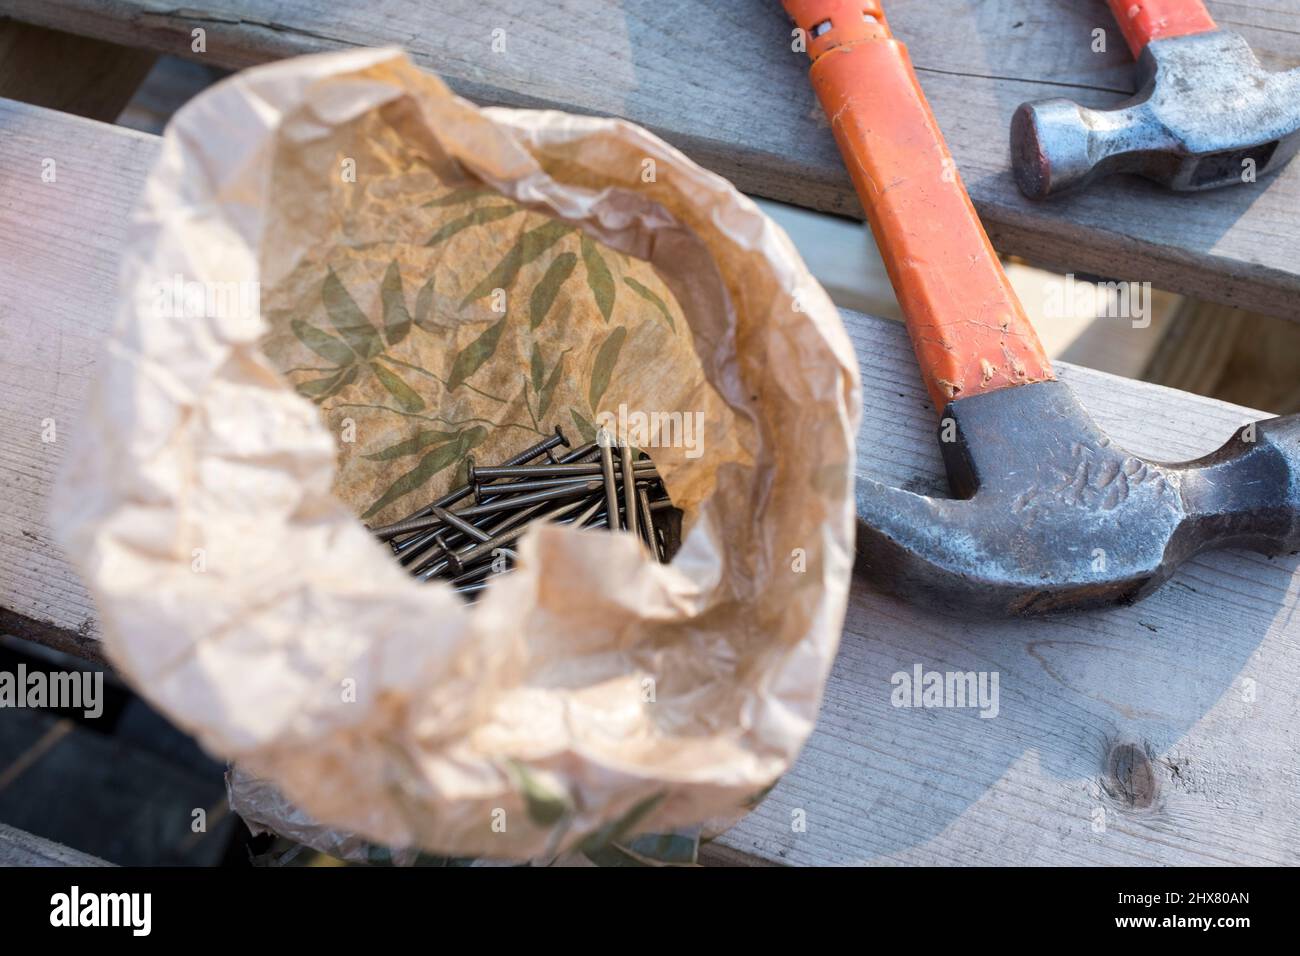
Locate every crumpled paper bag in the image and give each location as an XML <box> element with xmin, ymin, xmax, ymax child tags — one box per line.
<box><xmin>52</xmin><ymin>47</ymin><xmax>861</xmax><ymax>859</ymax></box>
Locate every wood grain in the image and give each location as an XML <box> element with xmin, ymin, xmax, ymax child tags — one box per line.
<box><xmin>0</xmin><ymin>100</ymin><xmax>1295</xmax><ymax>866</ymax></box>
<box><xmin>0</xmin><ymin>100</ymin><xmax>159</xmax><ymax>658</ymax></box>
<box><xmin>5</xmin><ymin>0</ymin><xmax>1300</xmax><ymax>317</ymax></box>
<box><xmin>0</xmin><ymin>821</ymin><xmax>113</xmax><ymax>866</ymax></box>
<box><xmin>713</xmin><ymin>321</ymin><xmax>1300</xmax><ymax>866</ymax></box>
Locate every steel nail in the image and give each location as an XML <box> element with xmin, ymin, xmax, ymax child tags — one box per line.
<box><xmin>470</xmin><ymin>461</ymin><xmax>656</xmax><ymax>481</ymax></box>
<box><xmin>390</xmin><ymin>427</ymin><xmax>568</xmax><ymax>529</ymax></box>
<box><xmin>432</xmin><ymin>506</ymin><xmax>491</xmax><ymax>543</ymax></box>
<box><xmin>453</xmin><ymin>494</ymin><xmax>602</xmax><ymax>569</ymax></box>
<box><xmin>472</xmin><ymin>474</ymin><xmax>608</xmax><ymax>498</ymax></box>
<box><xmin>620</xmin><ymin>443</ymin><xmax>638</xmax><ymax>537</ymax></box>
<box><xmin>597</xmin><ymin>427</ymin><xmax>620</xmax><ymax>533</ymax></box>
<box><xmin>560</xmin><ymin>441</ymin><xmax>598</xmax><ymax>463</ymax></box>
<box><xmin>637</xmin><ymin>484</ymin><xmax>656</xmax><ymax>553</ymax></box>
<box><xmin>416</xmin><ymin>491</ymin><xmax>567</xmax><ymax>582</ymax></box>
<box><xmin>456</xmin><ymin>479</ymin><xmax>601</xmax><ymax>518</ymax></box>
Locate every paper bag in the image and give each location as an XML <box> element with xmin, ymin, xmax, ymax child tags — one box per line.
<box><xmin>52</xmin><ymin>48</ymin><xmax>861</xmax><ymax>859</ymax></box>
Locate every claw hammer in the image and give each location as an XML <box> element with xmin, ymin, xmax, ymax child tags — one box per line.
<box><xmin>1012</xmin><ymin>0</ymin><xmax>1300</xmax><ymax>197</ymax></box>
<box><xmin>783</xmin><ymin>0</ymin><xmax>1300</xmax><ymax>615</ymax></box>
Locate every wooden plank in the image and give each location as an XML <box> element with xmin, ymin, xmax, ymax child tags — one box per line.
<box><xmin>0</xmin><ymin>101</ymin><xmax>160</xmax><ymax>660</ymax></box>
<box><xmin>713</xmin><ymin>328</ymin><xmax>1300</xmax><ymax>865</ymax></box>
<box><xmin>0</xmin><ymin>19</ymin><xmax>155</xmax><ymax>122</ymax></box>
<box><xmin>1144</xmin><ymin>300</ymin><xmax>1300</xmax><ymax>414</ymax></box>
<box><xmin>1</xmin><ymin>101</ymin><xmax>1297</xmax><ymax>865</ymax></box>
<box><xmin>0</xmin><ymin>821</ymin><xmax>113</xmax><ymax>866</ymax></box>
<box><xmin>6</xmin><ymin>0</ymin><xmax>1300</xmax><ymax>318</ymax></box>
<box><xmin>741</xmin><ymin>208</ymin><xmax>1181</xmax><ymax>380</ymax></box>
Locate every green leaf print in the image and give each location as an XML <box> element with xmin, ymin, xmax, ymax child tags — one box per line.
<box><xmin>581</xmin><ymin>237</ymin><xmax>615</xmax><ymax>323</ymax></box>
<box><xmin>529</xmin><ymin>252</ymin><xmax>577</xmax><ymax>329</ymax></box>
<box><xmin>322</xmin><ymin>269</ymin><xmax>383</xmax><ymax>359</ymax></box>
<box><xmin>587</xmin><ymin>325</ymin><xmax>627</xmax><ymax>411</ymax></box>
<box><xmin>446</xmin><ymin>316</ymin><xmax>508</xmax><ymax>391</ymax></box>
<box><xmin>622</xmin><ymin>276</ymin><xmax>676</xmax><ymax>333</ymax></box>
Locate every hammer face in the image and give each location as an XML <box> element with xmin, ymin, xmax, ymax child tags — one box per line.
<box><xmin>1012</xmin><ymin>31</ymin><xmax>1300</xmax><ymax>198</ymax></box>
<box><xmin>855</xmin><ymin>382</ymin><xmax>1300</xmax><ymax>616</ymax></box>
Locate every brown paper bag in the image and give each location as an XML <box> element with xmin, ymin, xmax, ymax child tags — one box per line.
<box><xmin>52</xmin><ymin>48</ymin><xmax>861</xmax><ymax>860</ymax></box>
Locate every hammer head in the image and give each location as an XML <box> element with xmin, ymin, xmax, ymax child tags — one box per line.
<box><xmin>1011</xmin><ymin>31</ymin><xmax>1300</xmax><ymax>198</ymax></box>
<box><xmin>857</xmin><ymin>381</ymin><xmax>1300</xmax><ymax>616</ymax></box>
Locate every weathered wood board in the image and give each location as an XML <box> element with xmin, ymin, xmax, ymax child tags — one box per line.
<box><xmin>0</xmin><ymin>821</ymin><xmax>113</xmax><ymax>866</ymax></box>
<box><xmin>6</xmin><ymin>0</ymin><xmax>1300</xmax><ymax>318</ymax></box>
<box><xmin>0</xmin><ymin>100</ymin><xmax>1296</xmax><ymax>866</ymax></box>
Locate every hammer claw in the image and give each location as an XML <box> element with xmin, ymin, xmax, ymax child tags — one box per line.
<box><xmin>856</xmin><ymin>383</ymin><xmax>1300</xmax><ymax>617</ymax></box>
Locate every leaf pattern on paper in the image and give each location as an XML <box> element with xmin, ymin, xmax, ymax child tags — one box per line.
<box><xmin>363</xmin><ymin>429</ymin><xmax>459</xmax><ymax>461</ymax></box>
<box><xmin>380</xmin><ymin>260</ymin><xmax>412</xmax><ymax>345</ymax></box>
<box><xmin>529</xmin><ymin>252</ymin><xmax>577</xmax><ymax>329</ymax></box>
<box><xmin>421</xmin><ymin>185</ymin><xmax>495</xmax><ymax>208</ymax></box>
<box><xmin>508</xmin><ymin>760</ymin><xmax>572</xmax><ymax>827</ymax></box>
<box><xmin>588</xmin><ymin>325</ymin><xmax>627</xmax><ymax>411</ymax></box>
<box><xmin>370</xmin><ymin>360</ymin><xmax>425</xmax><ymax>412</ymax></box>
<box><xmin>362</xmin><ymin>426</ymin><xmax>486</xmax><ymax>519</ymax></box>
<box><xmin>623</xmin><ymin>276</ymin><xmax>676</xmax><ymax>333</ymax></box>
<box><xmin>446</xmin><ymin>315</ymin><xmax>507</xmax><ymax>392</ymax></box>
<box><xmin>459</xmin><ymin>219</ymin><xmax>574</xmax><ymax>306</ymax></box>
<box><xmin>295</xmin><ymin>364</ymin><xmax>358</xmax><ymax>401</ymax></box>
<box><xmin>291</xmin><ymin>318</ymin><xmax>354</xmax><ymax>366</ymax></box>
<box><xmin>581</xmin><ymin>237</ymin><xmax>615</xmax><ymax>323</ymax></box>
<box><xmin>426</xmin><ymin>205</ymin><xmax>520</xmax><ymax>247</ymax></box>
<box><xmin>270</xmin><ymin>181</ymin><xmax>687</xmax><ymax>524</ymax></box>
<box><xmin>323</xmin><ymin>268</ymin><xmax>383</xmax><ymax>359</ymax></box>
<box><xmin>537</xmin><ymin>352</ymin><xmax>566</xmax><ymax>420</ymax></box>
<box><xmin>570</xmin><ymin>409</ymin><xmax>597</xmax><ymax>445</ymax></box>
<box><xmin>413</xmin><ymin>275</ymin><xmax>438</xmax><ymax>332</ymax></box>
<box><xmin>530</xmin><ymin>342</ymin><xmax>546</xmax><ymax>393</ymax></box>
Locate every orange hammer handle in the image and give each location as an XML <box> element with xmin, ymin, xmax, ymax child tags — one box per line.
<box><xmin>784</xmin><ymin>0</ymin><xmax>1052</xmax><ymax>410</ymax></box>
<box><xmin>1106</xmin><ymin>0</ymin><xmax>1218</xmax><ymax>57</ymax></box>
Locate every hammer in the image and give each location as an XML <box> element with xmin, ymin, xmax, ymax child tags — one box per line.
<box><xmin>784</xmin><ymin>0</ymin><xmax>1300</xmax><ymax>615</ymax></box>
<box><xmin>1011</xmin><ymin>0</ymin><xmax>1300</xmax><ymax>198</ymax></box>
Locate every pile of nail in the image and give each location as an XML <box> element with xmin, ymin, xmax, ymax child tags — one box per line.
<box><xmin>369</xmin><ymin>426</ymin><xmax>683</xmax><ymax>600</ymax></box>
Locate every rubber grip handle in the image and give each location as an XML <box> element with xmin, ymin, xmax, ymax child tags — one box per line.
<box><xmin>783</xmin><ymin>0</ymin><xmax>1053</xmax><ymax>410</ymax></box>
<box><xmin>1106</xmin><ymin>0</ymin><xmax>1217</xmax><ymax>57</ymax></box>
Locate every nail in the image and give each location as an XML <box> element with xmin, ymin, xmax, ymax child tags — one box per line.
<box><xmin>620</xmin><ymin>444</ymin><xmax>638</xmax><ymax>536</ymax></box>
<box><xmin>451</xmin><ymin>555</ymin><xmax>515</xmax><ymax>587</ymax></box>
<box><xmin>560</xmin><ymin>441</ymin><xmax>598</xmax><ymax>463</ymax></box>
<box><xmin>660</xmin><ymin>506</ymin><xmax>683</xmax><ymax>561</ymax></box>
<box><xmin>432</xmin><ymin>506</ymin><xmax>491</xmax><ymax>543</ymax></box>
<box><xmin>391</xmin><ymin>427</ymin><xmax>568</xmax><ymax>529</ymax></box>
<box><xmin>457</xmin><ymin>479</ymin><xmax>601</xmax><ymax>517</ymax></box>
<box><xmin>474</xmin><ymin>474</ymin><xmax>609</xmax><ymax>498</ymax></box>
<box><xmin>392</xmin><ymin>444</ymin><xmax>569</xmax><ymax>553</ymax></box>
<box><xmin>453</xmin><ymin>494</ymin><xmax>602</xmax><ymax>569</ymax></box>
<box><xmin>637</xmin><ymin>484</ymin><xmax>656</xmax><ymax>553</ymax></box>
<box><xmin>473</xmin><ymin>439</ymin><xmax>596</xmax><ymax>504</ymax></box>
<box><xmin>470</xmin><ymin>461</ymin><xmax>656</xmax><ymax>481</ymax></box>
<box><xmin>416</xmin><ymin>490</ymin><xmax>577</xmax><ymax>583</ymax></box>
<box><xmin>597</xmin><ymin>427</ymin><xmax>620</xmax><ymax>532</ymax></box>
